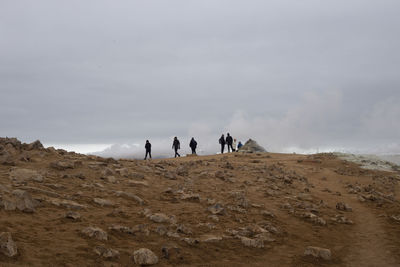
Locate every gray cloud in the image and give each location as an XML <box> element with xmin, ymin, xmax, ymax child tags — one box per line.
<box><xmin>1</xmin><ymin>0</ymin><xmax>399</xmax><ymax>155</ymax></box>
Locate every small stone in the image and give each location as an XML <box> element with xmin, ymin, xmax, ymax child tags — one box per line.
<box><xmin>13</xmin><ymin>189</ymin><xmax>36</xmax><ymax>213</ymax></box>
<box><xmin>82</xmin><ymin>227</ymin><xmax>108</xmax><ymax>240</ymax></box>
<box><xmin>114</xmin><ymin>191</ymin><xmax>144</xmax><ymax>205</ymax></box>
<box><xmin>93</xmin><ymin>198</ymin><xmax>114</xmax><ymax>207</ymax></box>
<box><xmin>240</xmin><ymin>236</ymin><xmax>264</xmax><ymax>248</ymax></box>
<box><xmin>149</xmin><ymin>213</ymin><xmax>171</xmax><ymax>223</ymax></box>
<box><xmin>133</xmin><ymin>248</ymin><xmax>158</xmax><ymax>265</ymax></box>
<box><xmin>200</xmin><ymin>235</ymin><xmax>222</xmax><ymax>242</ymax></box>
<box><xmin>161</xmin><ymin>244</ymin><xmax>181</xmax><ymax>260</ymax></box>
<box><xmin>0</xmin><ymin>232</ymin><xmax>18</xmax><ymax>257</ymax></box>
<box><xmin>65</xmin><ymin>211</ymin><xmax>81</xmax><ymax>220</ymax></box>
<box><xmin>304</xmin><ymin>246</ymin><xmax>332</xmax><ymax>260</ymax></box>
<box><xmin>181</xmin><ymin>237</ymin><xmax>199</xmax><ymax>245</ymax></box>
<box><xmin>180</xmin><ymin>193</ymin><xmax>200</xmax><ymax>202</ymax></box>
<box><xmin>155</xmin><ymin>225</ymin><xmax>168</xmax><ymax>236</ymax></box>
<box><xmin>336</xmin><ymin>202</ymin><xmax>352</xmax><ymax>212</ymax></box>
<box><xmin>50</xmin><ymin>160</ymin><xmax>75</xmax><ymax>170</ymax></box>
<box><xmin>261</xmin><ymin>210</ymin><xmax>275</xmax><ymax>218</ymax></box>
<box><xmin>94</xmin><ymin>246</ymin><xmax>120</xmax><ymax>259</ymax></box>
<box><xmin>109</xmin><ymin>224</ymin><xmax>135</xmax><ymax>235</ymax></box>
<box><xmin>164</xmin><ymin>172</ymin><xmax>177</xmax><ymax>180</ymax></box>
<box><xmin>9</xmin><ymin>168</ymin><xmax>43</xmax><ymax>183</ymax></box>
<box><xmin>208</xmin><ymin>215</ymin><xmax>220</xmax><ymax>222</ymax></box>
<box><xmin>207</xmin><ymin>203</ymin><xmax>225</xmax><ymax>215</ymax></box>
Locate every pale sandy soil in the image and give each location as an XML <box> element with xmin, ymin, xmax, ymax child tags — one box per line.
<box><xmin>334</xmin><ymin>153</ymin><xmax>400</xmax><ymax>173</ymax></box>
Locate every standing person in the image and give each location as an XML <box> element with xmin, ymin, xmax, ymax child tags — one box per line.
<box><xmin>232</xmin><ymin>138</ymin><xmax>237</xmax><ymax>152</ymax></box>
<box><xmin>144</xmin><ymin>140</ymin><xmax>151</xmax><ymax>160</ymax></box>
<box><xmin>172</xmin><ymin>137</ymin><xmax>181</xmax><ymax>158</ymax></box>
<box><xmin>226</xmin><ymin>133</ymin><xmax>234</xmax><ymax>152</ymax></box>
<box><xmin>219</xmin><ymin>134</ymin><xmax>226</xmax><ymax>154</ymax></box>
<box><xmin>237</xmin><ymin>141</ymin><xmax>243</xmax><ymax>150</ymax></box>
<box><xmin>189</xmin><ymin>137</ymin><xmax>197</xmax><ymax>154</ymax></box>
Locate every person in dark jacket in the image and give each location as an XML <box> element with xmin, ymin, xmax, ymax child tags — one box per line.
<box><xmin>172</xmin><ymin>137</ymin><xmax>181</xmax><ymax>158</ymax></box>
<box><xmin>219</xmin><ymin>134</ymin><xmax>226</xmax><ymax>154</ymax></box>
<box><xmin>144</xmin><ymin>140</ymin><xmax>151</xmax><ymax>160</ymax></box>
<box><xmin>189</xmin><ymin>137</ymin><xmax>197</xmax><ymax>154</ymax></box>
<box><xmin>226</xmin><ymin>133</ymin><xmax>234</xmax><ymax>152</ymax></box>
<box><xmin>237</xmin><ymin>141</ymin><xmax>243</xmax><ymax>150</ymax></box>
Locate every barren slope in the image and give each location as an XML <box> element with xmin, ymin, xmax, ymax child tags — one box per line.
<box><xmin>1</xmin><ymin>138</ymin><xmax>400</xmax><ymax>266</ymax></box>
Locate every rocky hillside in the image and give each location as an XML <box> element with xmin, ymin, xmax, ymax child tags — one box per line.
<box><xmin>1</xmin><ymin>137</ymin><xmax>400</xmax><ymax>266</ymax></box>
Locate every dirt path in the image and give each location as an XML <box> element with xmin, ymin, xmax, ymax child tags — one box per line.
<box><xmin>342</xmin><ymin>196</ymin><xmax>398</xmax><ymax>266</ymax></box>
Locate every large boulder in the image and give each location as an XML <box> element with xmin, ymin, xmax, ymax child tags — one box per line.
<box><xmin>27</xmin><ymin>140</ymin><xmax>44</xmax><ymax>150</ymax></box>
<box><xmin>238</xmin><ymin>139</ymin><xmax>266</xmax><ymax>153</ymax></box>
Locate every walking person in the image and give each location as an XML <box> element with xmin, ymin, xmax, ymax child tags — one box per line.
<box><xmin>226</xmin><ymin>133</ymin><xmax>234</xmax><ymax>153</ymax></box>
<box><xmin>144</xmin><ymin>140</ymin><xmax>151</xmax><ymax>160</ymax></box>
<box><xmin>172</xmin><ymin>137</ymin><xmax>181</xmax><ymax>158</ymax></box>
<box><xmin>189</xmin><ymin>137</ymin><xmax>197</xmax><ymax>154</ymax></box>
<box><xmin>219</xmin><ymin>134</ymin><xmax>226</xmax><ymax>154</ymax></box>
<box><xmin>232</xmin><ymin>138</ymin><xmax>237</xmax><ymax>152</ymax></box>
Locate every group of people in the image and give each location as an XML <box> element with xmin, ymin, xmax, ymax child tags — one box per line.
<box><xmin>144</xmin><ymin>134</ymin><xmax>242</xmax><ymax>160</ymax></box>
<box><xmin>218</xmin><ymin>133</ymin><xmax>242</xmax><ymax>154</ymax></box>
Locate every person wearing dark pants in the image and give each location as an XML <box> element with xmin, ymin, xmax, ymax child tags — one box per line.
<box><xmin>219</xmin><ymin>134</ymin><xmax>226</xmax><ymax>154</ymax></box>
<box><xmin>144</xmin><ymin>140</ymin><xmax>151</xmax><ymax>160</ymax></box>
<box><xmin>226</xmin><ymin>133</ymin><xmax>233</xmax><ymax>152</ymax></box>
<box><xmin>189</xmin><ymin>137</ymin><xmax>197</xmax><ymax>154</ymax></box>
<box><xmin>172</xmin><ymin>137</ymin><xmax>181</xmax><ymax>158</ymax></box>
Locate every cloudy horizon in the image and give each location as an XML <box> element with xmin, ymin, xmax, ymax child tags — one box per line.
<box><xmin>1</xmin><ymin>0</ymin><xmax>400</xmax><ymax>157</ymax></box>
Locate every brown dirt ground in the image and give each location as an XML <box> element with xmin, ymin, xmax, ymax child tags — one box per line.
<box><xmin>1</xmin><ymin>146</ymin><xmax>400</xmax><ymax>266</ymax></box>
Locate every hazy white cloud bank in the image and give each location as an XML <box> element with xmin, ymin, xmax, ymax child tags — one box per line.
<box><xmin>91</xmin><ymin>90</ymin><xmax>400</xmax><ymax>158</ymax></box>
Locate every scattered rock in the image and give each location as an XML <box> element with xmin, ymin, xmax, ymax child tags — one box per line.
<box><xmin>27</xmin><ymin>140</ymin><xmax>44</xmax><ymax>150</ymax></box>
<box><xmin>164</xmin><ymin>172</ymin><xmax>177</xmax><ymax>180</ymax></box>
<box><xmin>261</xmin><ymin>210</ymin><xmax>275</xmax><ymax>218</ymax></box>
<box><xmin>238</xmin><ymin>139</ymin><xmax>266</xmax><ymax>153</ymax></box>
<box><xmin>149</xmin><ymin>213</ymin><xmax>174</xmax><ymax>224</ymax></box>
<box><xmin>50</xmin><ymin>160</ymin><xmax>75</xmax><ymax>170</ymax></box>
<box><xmin>114</xmin><ymin>191</ymin><xmax>144</xmax><ymax>205</ymax></box>
<box><xmin>9</xmin><ymin>168</ymin><xmax>43</xmax><ymax>183</ymax></box>
<box><xmin>128</xmin><ymin>180</ymin><xmax>149</xmax><ymax>187</ymax></box>
<box><xmin>12</xmin><ymin>189</ymin><xmax>36</xmax><ymax>212</ymax></box>
<box><xmin>180</xmin><ymin>193</ymin><xmax>200</xmax><ymax>202</ymax></box>
<box><xmin>207</xmin><ymin>203</ymin><xmax>226</xmax><ymax>215</ymax></box>
<box><xmin>336</xmin><ymin>202</ymin><xmax>352</xmax><ymax>212</ymax></box>
<box><xmin>0</xmin><ymin>232</ymin><xmax>18</xmax><ymax>257</ymax></box>
<box><xmin>161</xmin><ymin>244</ymin><xmax>181</xmax><ymax>260</ymax></box>
<box><xmin>201</xmin><ymin>235</ymin><xmax>222</xmax><ymax>243</ymax></box>
<box><xmin>331</xmin><ymin>215</ymin><xmax>353</xmax><ymax>225</ymax></box>
<box><xmin>240</xmin><ymin>236</ymin><xmax>264</xmax><ymax>248</ymax></box>
<box><xmin>94</xmin><ymin>246</ymin><xmax>120</xmax><ymax>259</ymax></box>
<box><xmin>81</xmin><ymin>227</ymin><xmax>108</xmax><ymax>240</ymax></box>
<box><xmin>65</xmin><ymin>211</ymin><xmax>81</xmax><ymax>220</ymax></box>
<box><xmin>133</xmin><ymin>248</ymin><xmax>158</xmax><ymax>265</ymax></box>
<box><xmin>93</xmin><ymin>198</ymin><xmax>114</xmax><ymax>207</ymax></box>
<box><xmin>304</xmin><ymin>246</ymin><xmax>332</xmax><ymax>260</ymax></box>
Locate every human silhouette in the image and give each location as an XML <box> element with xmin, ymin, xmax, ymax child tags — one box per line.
<box><xmin>144</xmin><ymin>140</ymin><xmax>151</xmax><ymax>160</ymax></box>
<box><xmin>237</xmin><ymin>141</ymin><xmax>243</xmax><ymax>150</ymax></box>
<box><xmin>226</xmin><ymin>133</ymin><xmax>233</xmax><ymax>152</ymax></box>
<box><xmin>219</xmin><ymin>134</ymin><xmax>226</xmax><ymax>154</ymax></box>
<box><xmin>172</xmin><ymin>137</ymin><xmax>181</xmax><ymax>158</ymax></box>
<box><xmin>233</xmin><ymin>138</ymin><xmax>237</xmax><ymax>152</ymax></box>
<box><xmin>189</xmin><ymin>137</ymin><xmax>197</xmax><ymax>154</ymax></box>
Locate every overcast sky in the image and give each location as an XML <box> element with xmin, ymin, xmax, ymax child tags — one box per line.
<box><xmin>1</xmin><ymin>0</ymin><xmax>399</xmax><ymax>156</ymax></box>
